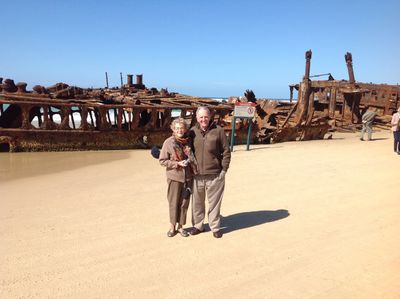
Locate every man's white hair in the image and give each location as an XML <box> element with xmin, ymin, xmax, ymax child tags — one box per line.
<box><xmin>196</xmin><ymin>106</ymin><xmax>211</xmax><ymax>117</ymax></box>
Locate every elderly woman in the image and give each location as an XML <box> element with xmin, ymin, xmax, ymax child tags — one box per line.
<box><xmin>159</xmin><ymin>118</ymin><xmax>197</xmax><ymax>237</ymax></box>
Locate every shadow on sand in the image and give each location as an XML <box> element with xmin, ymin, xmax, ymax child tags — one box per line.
<box><xmin>368</xmin><ymin>137</ymin><xmax>389</xmax><ymax>141</ymax></box>
<box><xmin>219</xmin><ymin>209</ymin><xmax>290</xmax><ymax>234</ymax></box>
<box><xmin>231</xmin><ymin>145</ymin><xmax>284</xmax><ymax>152</ymax></box>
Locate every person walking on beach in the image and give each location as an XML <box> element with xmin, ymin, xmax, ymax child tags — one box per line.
<box><xmin>159</xmin><ymin>118</ymin><xmax>198</xmax><ymax>237</ymax></box>
<box><xmin>391</xmin><ymin>107</ymin><xmax>400</xmax><ymax>155</ymax></box>
<box><xmin>360</xmin><ymin>107</ymin><xmax>377</xmax><ymax>141</ymax></box>
<box><xmin>189</xmin><ymin>107</ymin><xmax>231</xmax><ymax>239</ymax></box>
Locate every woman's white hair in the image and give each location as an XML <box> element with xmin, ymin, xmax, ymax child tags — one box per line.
<box><xmin>170</xmin><ymin>117</ymin><xmax>188</xmax><ymax>131</ymax></box>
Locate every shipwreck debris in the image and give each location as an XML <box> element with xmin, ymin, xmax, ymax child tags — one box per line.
<box><xmin>1</xmin><ymin>51</ymin><xmax>399</xmax><ymax>152</ymax></box>
<box><xmin>230</xmin><ymin>50</ymin><xmax>399</xmax><ymax>144</ymax></box>
<box><xmin>0</xmin><ymin>74</ymin><xmax>237</xmax><ymax>152</ymax></box>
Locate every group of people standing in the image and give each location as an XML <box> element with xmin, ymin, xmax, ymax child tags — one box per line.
<box><xmin>360</xmin><ymin>107</ymin><xmax>400</xmax><ymax>155</ymax></box>
<box><xmin>159</xmin><ymin>107</ymin><xmax>231</xmax><ymax>239</ymax></box>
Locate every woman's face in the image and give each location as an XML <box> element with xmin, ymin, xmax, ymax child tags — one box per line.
<box><xmin>173</xmin><ymin>123</ymin><xmax>186</xmax><ymax>138</ymax></box>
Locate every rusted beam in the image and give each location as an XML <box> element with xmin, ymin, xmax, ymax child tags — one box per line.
<box><xmin>328</xmin><ymin>88</ymin><xmax>337</xmax><ymax>119</ymax></box>
<box><xmin>345</xmin><ymin>52</ymin><xmax>355</xmax><ymax>84</ymax></box>
<box><xmin>281</xmin><ymin>102</ymin><xmax>298</xmax><ymax>128</ymax></box>
<box><xmin>304</xmin><ymin>50</ymin><xmax>312</xmax><ymax>80</ymax></box>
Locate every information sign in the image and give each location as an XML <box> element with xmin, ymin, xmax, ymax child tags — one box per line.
<box><xmin>234</xmin><ymin>102</ymin><xmax>256</xmax><ymax>118</ymax></box>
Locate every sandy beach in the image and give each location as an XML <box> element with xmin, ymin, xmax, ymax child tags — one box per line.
<box><xmin>1</xmin><ymin>130</ymin><xmax>399</xmax><ymax>298</ymax></box>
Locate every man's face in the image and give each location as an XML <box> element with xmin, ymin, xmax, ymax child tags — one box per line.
<box><xmin>196</xmin><ymin>109</ymin><xmax>210</xmax><ymax>130</ymax></box>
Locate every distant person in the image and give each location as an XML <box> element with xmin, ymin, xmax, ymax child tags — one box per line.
<box><xmin>189</xmin><ymin>107</ymin><xmax>231</xmax><ymax>239</ymax></box>
<box><xmin>391</xmin><ymin>107</ymin><xmax>400</xmax><ymax>155</ymax></box>
<box><xmin>360</xmin><ymin>108</ymin><xmax>377</xmax><ymax>141</ymax></box>
<box><xmin>159</xmin><ymin>118</ymin><xmax>198</xmax><ymax>237</ymax></box>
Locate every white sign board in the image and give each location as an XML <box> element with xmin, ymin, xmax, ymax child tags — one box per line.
<box><xmin>234</xmin><ymin>102</ymin><xmax>256</xmax><ymax>118</ymax></box>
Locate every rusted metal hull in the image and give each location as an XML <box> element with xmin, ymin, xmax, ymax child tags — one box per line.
<box><xmin>0</xmin><ymin>128</ymin><xmax>171</xmax><ymax>152</ymax></box>
<box><xmin>0</xmin><ymin>76</ymin><xmax>241</xmax><ymax>152</ymax></box>
<box><xmin>289</xmin><ymin>50</ymin><xmax>399</xmax><ymax>132</ymax></box>
<box><xmin>238</xmin><ymin>50</ymin><xmax>399</xmax><ymax>144</ymax></box>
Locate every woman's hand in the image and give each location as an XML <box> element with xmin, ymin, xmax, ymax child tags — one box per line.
<box><xmin>177</xmin><ymin>160</ymin><xmax>188</xmax><ymax>167</ymax></box>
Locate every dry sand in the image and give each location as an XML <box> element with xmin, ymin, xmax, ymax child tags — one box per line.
<box><xmin>1</xmin><ymin>130</ymin><xmax>399</xmax><ymax>298</ymax></box>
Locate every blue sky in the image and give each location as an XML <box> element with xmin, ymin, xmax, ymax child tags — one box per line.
<box><xmin>2</xmin><ymin>0</ymin><xmax>399</xmax><ymax>98</ymax></box>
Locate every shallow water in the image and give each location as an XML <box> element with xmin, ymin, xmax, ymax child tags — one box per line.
<box><xmin>0</xmin><ymin>150</ymin><xmax>131</xmax><ymax>183</ymax></box>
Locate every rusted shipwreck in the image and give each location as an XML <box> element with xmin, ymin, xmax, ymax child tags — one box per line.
<box><xmin>241</xmin><ymin>50</ymin><xmax>399</xmax><ymax>143</ymax></box>
<box><xmin>0</xmin><ymin>75</ymin><xmax>237</xmax><ymax>152</ymax></box>
<box><xmin>1</xmin><ymin>51</ymin><xmax>398</xmax><ymax>152</ymax></box>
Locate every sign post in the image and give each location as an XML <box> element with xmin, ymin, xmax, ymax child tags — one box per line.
<box><xmin>230</xmin><ymin>102</ymin><xmax>256</xmax><ymax>152</ymax></box>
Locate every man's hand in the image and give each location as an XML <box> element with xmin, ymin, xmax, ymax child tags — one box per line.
<box><xmin>219</xmin><ymin>170</ymin><xmax>226</xmax><ymax>180</ymax></box>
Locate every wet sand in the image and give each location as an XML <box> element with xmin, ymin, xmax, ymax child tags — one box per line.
<box><xmin>1</xmin><ymin>130</ymin><xmax>399</xmax><ymax>298</ymax></box>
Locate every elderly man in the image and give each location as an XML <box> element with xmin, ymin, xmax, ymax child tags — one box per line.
<box><xmin>189</xmin><ymin>107</ymin><xmax>231</xmax><ymax>238</ymax></box>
